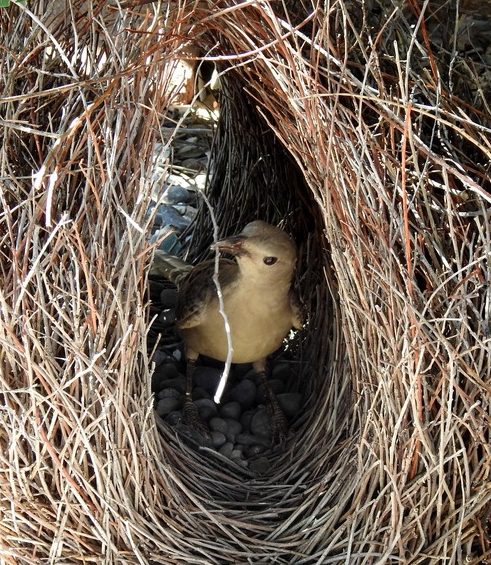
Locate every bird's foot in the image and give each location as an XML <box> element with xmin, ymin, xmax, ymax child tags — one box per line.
<box><xmin>182</xmin><ymin>397</ymin><xmax>210</xmax><ymax>441</ymax></box>
<box><xmin>268</xmin><ymin>401</ymin><xmax>289</xmax><ymax>446</ymax></box>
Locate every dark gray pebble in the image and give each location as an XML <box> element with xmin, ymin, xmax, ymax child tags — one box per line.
<box><xmin>210</xmin><ymin>431</ymin><xmax>227</xmax><ymax>448</ymax></box>
<box><xmin>159</xmin><ymin>376</ymin><xmax>186</xmax><ymax>394</ymax></box>
<box><xmin>250</xmin><ymin>407</ymin><xmax>272</xmax><ymax>438</ymax></box>
<box><xmin>209</xmin><ymin>417</ymin><xmax>228</xmax><ymax>434</ymax></box>
<box><xmin>158</xmin><ymin>387</ymin><xmax>182</xmax><ymax>400</ymax></box>
<box><xmin>224</xmin><ymin>419</ymin><xmax>242</xmax><ymax>442</ymax></box>
<box><xmin>193</xmin><ymin>366</ymin><xmax>222</xmax><ymax>395</ymax></box>
<box><xmin>194</xmin><ymin>398</ymin><xmax>217</xmax><ymax>420</ymax></box>
<box><xmin>277</xmin><ymin>393</ymin><xmax>302</xmax><ymax>418</ymax></box>
<box><xmin>152</xmin><ymin>350</ymin><xmax>169</xmax><ymax>367</ymax></box>
<box><xmin>154</xmin><ymin>362</ymin><xmax>179</xmax><ymax>380</ymax></box>
<box><xmin>158</xmin><ymin>309</ymin><xmax>175</xmax><ymax>327</ymax></box>
<box><xmin>192</xmin><ymin>387</ymin><xmax>210</xmax><ymax>401</ymax></box>
<box><xmin>165</xmin><ymin>411</ymin><xmax>182</xmax><ymax>426</ymax></box>
<box><xmin>230</xmin><ymin>448</ymin><xmax>244</xmax><ymax>459</ymax></box>
<box><xmin>249</xmin><ymin>456</ymin><xmax>270</xmax><ymax>475</ymax></box>
<box><xmin>245</xmin><ymin>444</ymin><xmax>267</xmax><ymax>457</ymax></box>
<box><xmin>218</xmin><ymin>442</ymin><xmax>234</xmax><ymax>458</ymax></box>
<box><xmin>272</xmin><ymin>362</ymin><xmax>294</xmax><ymax>381</ymax></box>
<box><xmin>236</xmin><ymin>433</ymin><xmax>270</xmax><ymax>447</ymax></box>
<box><xmin>230</xmin><ymin>379</ymin><xmax>256</xmax><ymax>410</ymax></box>
<box><xmin>163</xmin><ymin>184</ymin><xmax>192</xmax><ymax>204</ymax></box>
<box><xmin>154</xmin><ymin>204</ymin><xmax>190</xmax><ymax>231</ymax></box>
<box><xmin>240</xmin><ymin>410</ymin><xmax>254</xmax><ymax>432</ymax></box>
<box><xmin>219</xmin><ymin>401</ymin><xmax>241</xmax><ymax>420</ymax></box>
<box><xmin>155</xmin><ymin>230</ymin><xmax>182</xmax><ymax>254</ymax></box>
<box><xmin>160</xmin><ymin>288</ymin><xmax>178</xmax><ymax>308</ymax></box>
<box><xmin>156</xmin><ymin>397</ymin><xmax>181</xmax><ymax>417</ymax></box>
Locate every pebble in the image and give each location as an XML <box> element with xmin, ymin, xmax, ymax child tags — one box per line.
<box><xmin>158</xmin><ymin>309</ymin><xmax>175</xmax><ymax>327</ymax></box>
<box><xmin>156</xmin><ymin>397</ymin><xmax>181</xmax><ymax>417</ymax></box>
<box><xmin>240</xmin><ymin>410</ymin><xmax>254</xmax><ymax>432</ymax></box>
<box><xmin>159</xmin><ymin>376</ymin><xmax>186</xmax><ymax>393</ymax></box>
<box><xmin>192</xmin><ymin>387</ymin><xmax>210</xmax><ymax>400</ymax></box>
<box><xmin>277</xmin><ymin>392</ymin><xmax>302</xmax><ymax>418</ymax></box>
<box><xmin>194</xmin><ymin>398</ymin><xmax>217</xmax><ymax>420</ymax></box>
<box><xmin>250</xmin><ymin>407</ymin><xmax>272</xmax><ymax>438</ymax></box>
<box><xmin>249</xmin><ymin>456</ymin><xmax>270</xmax><ymax>475</ymax></box>
<box><xmin>158</xmin><ymin>387</ymin><xmax>182</xmax><ymax>400</ymax></box>
<box><xmin>219</xmin><ymin>401</ymin><xmax>241</xmax><ymax>420</ymax></box>
<box><xmin>224</xmin><ymin>419</ymin><xmax>242</xmax><ymax>442</ymax></box>
<box><xmin>193</xmin><ymin>366</ymin><xmax>222</xmax><ymax>395</ymax></box>
<box><xmin>165</xmin><ymin>411</ymin><xmax>182</xmax><ymax>426</ymax></box>
<box><xmin>163</xmin><ymin>184</ymin><xmax>192</xmax><ymax>204</ymax></box>
<box><xmin>160</xmin><ymin>288</ymin><xmax>178</xmax><ymax>308</ymax></box>
<box><xmin>230</xmin><ymin>379</ymin><xmax>256</xmax><ymax>410</ymax></box>
<box><xmin>245</xmin><ymin>444</ymin><xmax>266</xmax><ymax>457</ymax></box>
<box><xmin>272</xmin><ymin>362</ymin><xmax>294</xmax><ymax>381</ymax></box>
<box><xmin>218</xmin><ymin>442</ymin><xmax>234</xmax><ymax>458</ymax></box>
<box><xmin>153</xmin><ymin>230</ymin><xmax>182</xmax><ymax>254</ymax></box>
<box><xmin>210</xmin><ymin>431</ymin><xmax>227</xmax><ymax>448</ymax></box>
<box><xmin>230</xmin><ymin>448</ymin><xmax>244</xmax><ymax>460</ymax></box>
<box><xmin>236</xmin><ymin>433</ymin><xmax>269</xmax><ymax>447</ymax></box>
<box><xmin>152</xmin><ymin>350</ymin><xmax>168</xmax><ymax>367</ymax></box>
<box><xmin>209</xmin><ymin>417</ymin><xmax>228</xmax><ymax>434</ymax></box>
<box><xmin>154</xmin><ymin>204</ymin><xmax>191</xmax><ymax>231</ymax></box>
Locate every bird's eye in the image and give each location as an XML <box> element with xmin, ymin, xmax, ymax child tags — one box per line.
<box><xmin>263</xmin><ymin>256</ymin><xmax>278</xmax><ymax>265</ymax></box>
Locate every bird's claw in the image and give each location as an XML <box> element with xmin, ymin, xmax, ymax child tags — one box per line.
<box><xmin>269</xmin><ymin>403</ymin><xmax>289</xmax><ymax>446</ymax></box>
<box><xmin>182</xmin><ymin>398</ymin><xmax>210</xmax><ymax>441</ymax></box>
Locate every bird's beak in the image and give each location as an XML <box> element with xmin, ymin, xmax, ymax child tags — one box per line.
<box><xmin>211</xmin><ymin>235</ymin><xmax>247</xmax><ymax>256</ymax></box>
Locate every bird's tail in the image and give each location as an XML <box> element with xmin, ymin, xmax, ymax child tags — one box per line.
<box><xmin>150</xmin><ymin>250</ymin><xmax>193</xmax><ymax>285</ymax></box>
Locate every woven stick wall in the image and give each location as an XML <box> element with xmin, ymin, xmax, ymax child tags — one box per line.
<box><xmin>1</xmin><ymin>1</ymin><xmax>490</xmax><ymax>563</ymax></box>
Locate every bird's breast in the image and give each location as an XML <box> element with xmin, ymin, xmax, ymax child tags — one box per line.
<box><xmin>180</xmin><ymin>283</ymin><xmax>294</xmax><ymax>363</ymax></box>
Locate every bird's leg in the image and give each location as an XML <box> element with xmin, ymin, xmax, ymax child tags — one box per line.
<box><xmin>182</xmin><ymin>353</ymin><xmax>209</xmax><ymax>437</ymax></box>
<box><xmin>253</xmin><ymin>360</ymin><xmax>288</xmax><ymax>444</ymax></box>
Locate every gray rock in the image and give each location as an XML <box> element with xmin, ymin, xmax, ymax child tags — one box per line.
<box><xmin>165</xmin><ymin>411</ymin><xmax>182</xmax><ymax>426</ymax></box>
<box><xmin>218</xmin><ymin>442</ymin><xmax>234</xmax><ymax>458</ymax></box>
<box><xmin>210</xmin><ymin>431</ymin><xmax>227</xmax><ymax>448</ymax></box>
<box><xmin>272</xmin><ymin>362</ymin><xmax>294</xmax><ymax>381</ymax></box>
<box><xmin>156</xmin><ymin>363</ymin><xmax>179</xmax><ymax>379</ymax></box>
<box><xmin>277</xmin><ymin>393</ymin><xmax>302</xmax><ymax>418</ymax></box>
<box><xmin>236</xmin><ymin>433</ymin><xmax>269</xmax><ymax>447</ymax></box>
<box><xmin>240</xmin><ymin>410</ymin><xmax>254</xmax><ymax>432</ymax></box>
<box><xmin>159</xmin><ymin>376</ymin><xmax>186</xmax><ymax>393</ymax></box>
<box><xmin>250</xmin><ymin>407</ymin><xmax>272</xmax><ymax>438</ymax></box>
<box><xmin>154</xmin><ymin>204</ymin><xmax>190</xmax><ymax>231</ymax></box>
<box><xmin>193</xmin><ymin>366</ymin><xmax>222</xmax><ymax>395</ymax></box>
<box><xmin>224</xmin><ymin>419</ymin><xmax>242</xmax><ymax>442</ymax></box>
<box><xmin>160</xmin><ymin>288</ymin><xmax>178</xmax><ymax>308</ymax></box>
<box><xmin>249</xmin><ymin>456</ymin><xmax>270</xmax><ymax>475</ymax></box>
<box><xmin>158</xmin><ymin>387</ymin><xmax>181</xmax><ymax>400</ymax></box>
<box><xmin>156</xmin><ymin>397</ymin><xmax>181</xmax><ymax>417</ymax></box>
<box><xmin>219</xmin><ymin>401</ymin><xmax>241</xmax><ymax>420</ymax></box>
<box><xmin>153</xmin><ymin>230</ymin><xmax>182</xmax><ymax>254</ymax></box>
<box><xmin>194</xmin><ymin>398</ymin><xmax>217</xmax><ymax>420</ymax></box>
<box><xmin>209</xmin><ymin>417</ymin><xmax>228</xmax><ymax>434</ymax></box>
<box><xmin>245</xmin><ymin>444</ymin><xmax>267</xmax><ymax>457</ymax></box>
<box><xmin>230</xmin><ymin>379</ymin><xmax>256</xmax><ymax>410</ymax></box>
<box><xmin>152</xmin><ymin>350</ymin><xmax>168</xmax><ymax>367</ymax></box>
<box><xmin>163</xmin><ymin>184</ymin><xmax>192</xmax><ymax>204</ymax></box>
<box><xmin>158</xmin><ymin>309</ymin><xmax>175</xmax><ymax>327</ymax></box>
<box><xmin>192</xmin><ymin>387</ymin><xmax>210</xmax><ymax>401</ymax></box>
<box><xmin>230</xmin><ymin>448</ymin><xmax>244</xmax><ymax>460</ymax></box>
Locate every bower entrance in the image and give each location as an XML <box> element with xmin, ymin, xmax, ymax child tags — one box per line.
<box><xmin>1</xmin><ymin>1</ymin><xmax>490</xmax><ymax>563</ymax></box>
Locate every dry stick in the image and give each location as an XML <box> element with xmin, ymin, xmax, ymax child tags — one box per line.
<box><xmin>198</xmin><ymin>190</ymin><xmax>233</xmax><ymax>405</ymax></box>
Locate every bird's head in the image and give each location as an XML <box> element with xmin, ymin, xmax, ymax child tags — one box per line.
<box><xmin>212</xmin><ymin>220</ymin><xmax>297</xmax><ymax>286</ymax></box>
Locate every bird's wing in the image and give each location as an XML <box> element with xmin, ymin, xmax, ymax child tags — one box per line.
<box><xmin>176</xmin><ymin>258</ymin><xmax>238</xmax><ymax>329</ymax></box>
<box><xmin>289</xmin><ymin>290</ymin><xmax>305</xmax><ymax>330</ymax></box>
<box><xmin>150</xmin><ymin>250</ymin><xmax>193</xmax><ymax>285</ymax></box>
